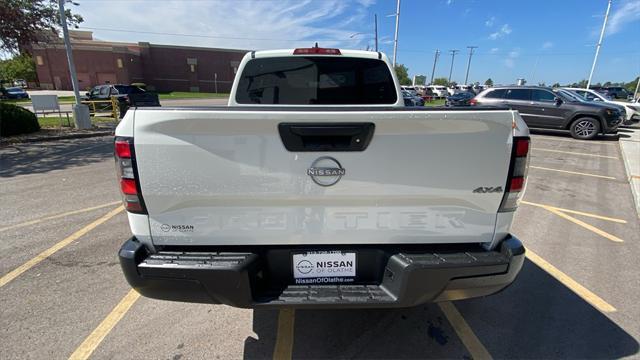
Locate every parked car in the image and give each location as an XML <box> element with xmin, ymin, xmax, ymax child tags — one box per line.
<box><xmin>0</xmin><ymin>87</ymin><xmax>29</xmax><ymax>100</ymax></box>
<box><xmin>563</xmin><ymin>87</ymin><xmax>639</xmax><ymax>124</ymax></box>
<box><xmin>445</xmin><ymin>91</ymin><xmax>475</xmax><ymax>106</ymax></box>
<box><xmin>13</xmin><ymin>79</ymin><xmax>27</xmax><ymax>88</ymax></box>
<box><xmin>401</xmin><ymin>86</ymin><xmax>419</xmax><ymax>97</ymax></box>
<box><xmin>115</xmin><ymin>47</ymin><xmax>529</xmax><ymax>309</ymax></box>
<box><xmin>603</xmin><ymin>86</ymin><xmax>630</xmax><ymax>99</ymax></box>
<box><xmin>472</xmin><ymin>86</ymin><xmax>623</xmax><ymax>139</ymax></box>
<box><xmin>84</xmin><ymin>84</ymin><xmax>145</xmax><ymax>101</ymax></box>
<box><xmin>402</xmin><ymin>89</ymin><xmax>424</xmax><ymax>106</ymax></box>
<box><xmin>426</xmin><ymin>85</ymin><xmax>448</xmax><ymax>98</ymax></box>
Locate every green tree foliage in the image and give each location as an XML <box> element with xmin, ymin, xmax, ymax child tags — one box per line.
<box><xmin>624</xmin><ymin>77</ymin><xmax>638</xmax><ymax>94</ymax></box>
<box><xmin>432</xmin><ymin>77</ymin><xmax>449</xmax><ymax>86</ymax></box>
<box><xmin>0</xmin><ymin>0</ymin><xmax>83</xmax><ymax>54</ymax></box>
<box><xmin>484</xmin><ymin>78</ymin><xmax>493</xmax><ymax>87</ymax></box>
<box><xmin>0</xmin><ymin>54</ymin><xmax>36</xmax><ymax>82</ymax></box>
<box><xmin>394</xmin><ymin>64</ymin><xmax>411</xmax><ymax>85</ymax></box>
<box><xmin>551</xmin><ymin>83</ymin><xmax>561</xmax><ymax>88</ymax></box>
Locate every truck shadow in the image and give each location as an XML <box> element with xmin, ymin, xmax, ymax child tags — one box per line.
<box><xmin>0</xmin><ymin>137</ymin><xmax>113</xmax><ymax>178</ymax></box>
<box><xmin>243</xmin><ymin>259</ymin><xmax>638</xmax><ymax>359</ymax></box>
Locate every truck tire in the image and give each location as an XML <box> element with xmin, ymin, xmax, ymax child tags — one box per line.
<box><xmin>570</xmin><ymin>117</ymin><xmax>600</xmax><ymax>140</ymax></box>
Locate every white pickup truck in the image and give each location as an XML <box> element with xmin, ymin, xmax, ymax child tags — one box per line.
<box><xmin>116</xmin><ymin>47</ymin><xmax>530</xmax><ymax>308</ymax></box>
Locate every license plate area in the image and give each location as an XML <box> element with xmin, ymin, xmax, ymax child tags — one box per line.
<box><xmin>292</xmin><ymin>251</ymin><xmax>356</xmax><ymax>284</ymax></box>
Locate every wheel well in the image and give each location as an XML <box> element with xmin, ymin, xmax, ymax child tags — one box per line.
<box><xmin>567</xmin><ymin>115</ymin><xmax>603</xmax><ymax>131</ymax></box>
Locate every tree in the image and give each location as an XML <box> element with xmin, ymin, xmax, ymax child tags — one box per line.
<box><xmin>0</xmin><ymin>0</ymin><xmax>83</xmax><ymax>54</ymax></box>
<box><xmin>484</xmin><ymin>78</ymin><xmax>493</xmax><ymax>87</ymax></box>
<box><xmin>625</xmin><ymin>77</ymin><xmax>638</xmax><ymax>94</ymax></box>
<box><xmin>0</xmin><ymin>54</ymin><xmax>36</xmax><ymax>82</ymax></box>
<box><xmin>551</xmin><ymin>82</ymin><xmax>560</xmax><ymax>88</ymax></box>
<box><xmin>432</xmin><ymin>77</ymin><xmax>449</xmax><ymax>86</ymax></box>
<box><xmin>394</xmin><ymin>64</ymin><xmax>411</xmax><ymax>85</ymax></box>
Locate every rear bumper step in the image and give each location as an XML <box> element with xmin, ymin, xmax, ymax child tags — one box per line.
<box><xmin>119</xmin><ymin>236</ymin><xmax>525</xmax><ymax>308</ymax></box>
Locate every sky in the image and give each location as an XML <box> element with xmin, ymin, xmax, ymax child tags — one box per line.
<box><xmin>71</xmin><ymin>0</ymin><xmax>639</xmax><ymax>85</ymax></box>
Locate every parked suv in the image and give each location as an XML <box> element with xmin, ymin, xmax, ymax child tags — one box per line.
<box><xmin>472</xmin><ymin>86</ymin><xmax>623</xmax><ymax>139</ymax></box>
<box><xmin>603</xmin><ymin>87</ymin><xmax>630</xmax><ymax>99</ymax></box>
<box><xmin>84</xmin><ymin>84</ymin><xmax>145</xmax><ymax>101</ymax></box>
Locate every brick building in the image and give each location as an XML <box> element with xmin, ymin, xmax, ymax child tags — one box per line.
<box><xmin>31</xmin><ymin>31</ymin><xmax>247</xmax><ymax>92</ymax></box>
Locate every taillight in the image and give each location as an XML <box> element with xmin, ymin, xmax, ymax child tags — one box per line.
<box><xmin>115</xmin><ymin>137</ymin><xmax>147</xmax><ymax>214</ymax></box>
<box><xmin>499</xmin><ymin>137</ymin><xmax>530</xmax><ymax>212</ymax></box>
<box><xmin>469</xmin><ymin>98</ymin><xmax>478</xmax><ymax>106</ymax></box>
<box><xmin>293</xmin><ymin>47</ymin><xmax>341</xmax><ymax>55</ymax></box>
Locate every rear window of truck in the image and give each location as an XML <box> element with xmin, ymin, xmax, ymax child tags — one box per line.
<box><xmin>235</xmin><ymin>57</ymin><xmax>398</xmax><ymax>105</ymax></box>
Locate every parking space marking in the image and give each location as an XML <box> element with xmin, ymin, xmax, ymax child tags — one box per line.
<box><xmin>544</xmin><ymin>206</ymin><xmax>624</xmax><ymax>243</ymax></box>
<box><xmin>438</xmin><ymin>302</ymin><xmax>493</xmax><ymax>360</ymax></box>
<box><xmin>529</xmin><ymin>166</ymin><xmax>617</xmax><ymax>180</ymax></box>
<box><xmin>526</xmin><ymin>249</ymin><xmax>617</xmax><ymax>313</ymax></box>
<box><xmin>0</xmin><ymin>206</ymin><xmax>124</xmax><ymax>288</ymax></box>
<box><xmin>531</xmin><ymin>135</ymin><xmax>616</xmax><ymax>145</ymax></box>
<box><xmin>521</xmin><ymin>201</ymin><xmax>627</xmax><ymax>223</ymax></box>
<box><xmin>532</xmin><ymin>148</ymin><xmax>619</xmax><ymax>159</ymax></box>
<box><xmin>272</xmin><ymin>309</ymin><xmax>295</xmax><ymax>360</ymax></box>
<box><xmin>68</xmin><ymin>289</ymin><xmax>141</xmax><ymax>360</ymax></box>
<box><xmin>0</xmin><ymin>201</ymin><xmax>121</xmax><ymax>233</ymax></box>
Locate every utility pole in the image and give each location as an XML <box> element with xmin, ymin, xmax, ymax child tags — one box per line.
<box><xmin>58</xmin><ymin>0</ymin><xmax>90</xmax><ymax>129</ymax></box>
<box><xmin>392</xmin><ymin>0</ymin><xmax>401</xmax><ymax>67</ymax></box>
<box><xmin>430</xmin><ymin>49</ymin><xmax>440</xmax><ymax>85</ymax></box>
<box><xmin>448</xmin><ymin>49</ymin><xmax>459</xmax><ymax>84</ymax></box>
<box><xmin>374</xmin><ymin>14</ymin><xmax>378</xmax><ymax>52</ymax></box>
<box><xmin>587</xmin><ymin>0</ymin><xmax>612</xmax><ymax>89</ymax></box>
<box><xmin>464</xmin><ymin>46</ymin><xmax>478</xmax><ymax>85</ymax></box>
<box><xmin>634</xmin><ymin>74</ymin><xmax>639</xmax><ymax>100</ymax></box>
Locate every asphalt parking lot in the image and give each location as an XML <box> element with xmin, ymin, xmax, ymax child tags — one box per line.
<box><xmin>1</xmin><ymin>130</ymin><xmax>639</xmax><ymax>359</ymax></box>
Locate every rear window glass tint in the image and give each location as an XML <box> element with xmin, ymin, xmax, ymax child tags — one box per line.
<box><xmin>505</xmin><ymin>89</ymin><xmax>531</xmax><ymax>100</ymax></box>
<box><xmin>485</xmin><ymin>89</ymin><xmax>506</xmax><ymax>98</ymax></box>
<box><xmin>235</xmin><ymin>56</ymin><xmax>397</xmax><ymax>105</ymax></box>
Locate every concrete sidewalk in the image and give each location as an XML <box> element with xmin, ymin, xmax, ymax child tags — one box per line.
<box><xmin>619</xmin><ymin>124</ymin><xmax>640</xmax><ymax>218</ymax></box>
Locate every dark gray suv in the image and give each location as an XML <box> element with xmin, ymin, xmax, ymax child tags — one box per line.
<box><xmin>472</xmin><ymin>86</ymin><xmax>623</xmax><ymax>139</ymax></box>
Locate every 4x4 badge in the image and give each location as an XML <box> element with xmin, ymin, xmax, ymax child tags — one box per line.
<box><xmin>473</xmin><ymin>186</ymin><xmax>503</xmax><ymax>193</ymax></box>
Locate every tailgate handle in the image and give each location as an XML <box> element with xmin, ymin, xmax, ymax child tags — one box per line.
<box><xmin>278</xmin><ymin>123</ymin><xmax>375</xmax><ymax>151</ymax></box>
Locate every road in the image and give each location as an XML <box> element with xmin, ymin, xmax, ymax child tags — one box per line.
<box><xmin>1</xmin><ymin>130</ymin><xmax>639</xmax><ymax>359</ymax></box>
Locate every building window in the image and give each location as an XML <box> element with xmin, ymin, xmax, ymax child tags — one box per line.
<box><xmin>36</xmin><ymin>56</ymin><xmax>44</xmax><ymax>66</ymax></box>
<box><xmin>116</xmin><ymin>58</ymin><xmax>123</xmax><ymax>68</ymax></box>
<box><xmin>187</xmin><ymin>58</ymin><xmax>197</xmax><ymax>73</ymax></box>
<box><xmin>190</xmin><ymin>64</ymin><xmax>196</xmax><ymax>73</ymax></box>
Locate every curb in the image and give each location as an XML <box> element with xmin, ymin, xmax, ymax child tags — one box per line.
<box><xmin>618</xmin><ymin>124</ymin><xmax>640</xmax><ymax>219</ymax></box>
<box><xmin>1</xmin><ymin>130</ymin><xmax>113</xmax><ymax>145</ymax></box>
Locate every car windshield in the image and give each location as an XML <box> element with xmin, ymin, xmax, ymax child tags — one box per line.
<box><xmin>555</xmin><ymin>89</ymin><xmax>584</xmax><ymax>102</ymax></box>
<box><xmin>114</xmin><ymin>85</ymin><xmax>144</xmax><ymax>94</ymax></box>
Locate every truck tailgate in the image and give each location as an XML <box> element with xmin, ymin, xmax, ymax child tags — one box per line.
<box><xmin>132</xmin><ymin>107</ymin><xmax>515</xmax><ymax>246</ymax></box>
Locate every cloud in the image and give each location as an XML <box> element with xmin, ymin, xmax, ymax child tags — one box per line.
<box><xmin>607</xmin><ymin>0</ymin><xmax>640</xmax><ymax>35</ymax></box>
<box><xmin>485</xmin><ymin>16</ymin><xmax>496</xmax><ymax>27</ymax></box>
<box><xmin>74</xmin><ymin>0</ymin><xmax>374</xmax><ymax>50</ymax></box>
<box><xmin>447</xmin><ymin>0</ymin><xmax>453</xmax><ymax>5</ymax></box>
<box><xmin>542</xmin><ymin>41</ymin><xmax>554</xmax><ymax>49</ymax></box>
<box><xmin>488</xmin><ymin>24</ymin><xmax>512</xmax><ymax>40</ymax></box>
<box><xmin>504</xmin><ymin>49</ymin><xmax>520</xmax><ymax>68</ymax></box>
<box><xmin>490</xmin><ymin>47</ymin><xmax>499</xmax><ymax>54</ymax></box>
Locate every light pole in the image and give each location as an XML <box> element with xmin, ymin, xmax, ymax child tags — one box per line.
<box><xmin>392</xmin><ymin>0</ymin><xmax>401</xmax><ymax>67</ymax></box>
<box><xmin>374</xmin><ymin>14</ymin><xmax>378</xmax><ymax>52</ymax></box>
<box><xmin>587</xmin><ymin>0</ymin><xmax>612</xmax><ymax>89</ymax></box>
<box><xmin>448</xmin><ymin>49</ymin><xmax>459</xmax><ymax>84</ymax></box>
<box><xmin>464</xmin><ymin>46</ymin><xmax>477</xmax><ymax>85</ymax></box>
<box><xmin>58</xmin><ymin>0</ymin><xmax>90</xmax><ymax>129</ymax></box>
<box><xmin>430</xmin><ymin>49</ymin><xmax>440</xmax><ymax>85</ymax></box>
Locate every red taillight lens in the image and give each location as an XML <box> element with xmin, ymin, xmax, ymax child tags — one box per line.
<box><xmin>469</xmin><ymin>98</ymin><xmax>478</xmax><ymax>105</ymax></box>
<box><xmin>115</xmin><ymin>137</ymin><xmax>146</xmax><ymax>214</ymax></box>
<box><xmin>499</xmin><ymin>137</ymin><xmax>530</xmax><ymax>212</ymax></box>
<box><xmin>120</xmin><ymin>178</ymin><xmax>138</xmax><ymax>195</ymax></box>
<box><xmin>115</xmin><ymin>140</ymin><xmax>131</xmax><ymax>158</ymax></box>
<box><xmin>293</xmin><ymin>47</ymin><xmax>341</xmax><ymax>55</ymax></box>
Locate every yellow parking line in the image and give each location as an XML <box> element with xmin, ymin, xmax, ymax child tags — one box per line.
<box><xmin>526</xmin><ymin>249</ymin><xmax>616</xmax><ymax>313</ymax></box>
<box><xmin>0</xmin><ymin>201</ymin><xmax>121</xmax><ymax>233</ymax></box>
<box><xmin>438</xmin><ymin>302</ymin><xmax>492</xmax><ymax>360</ymax></box>
<box><xmin>529</xmin><ymin>166</ymin><xmax>616</xmax><ymax>180</ymax></box>
<box><xmin>68</xmin><ymin>289</ymin><xmax>141</xmax><ymax>360</ymax></box>
<box><xmin>272</xmin><ymin>309</ymin><xmax>296</xmax><ymax>360</ymax></box>
<box><xmin>544</xmin><ymin>207</ymin><xmax>624</xmax><ymax>243</ymax></box>
<box><xmin>0</xmin><ymin>206</ymin><xmax>124</xmax><ymax>288</ymax></box>
<box><xmin>521</xmin><ymin>201</ymin><xmax>627</xmax><ymax>223</ymax></box>
<box><xmin>533</xmin><ymin>148</ymin><xmax>618</xmax><ymax>159</ymax></box>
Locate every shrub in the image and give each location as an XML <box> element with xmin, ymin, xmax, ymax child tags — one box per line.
<box><xmin>0</xmin><ymin>102</ymin><xmax>40</xmax><ymax>137</ymax></box>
